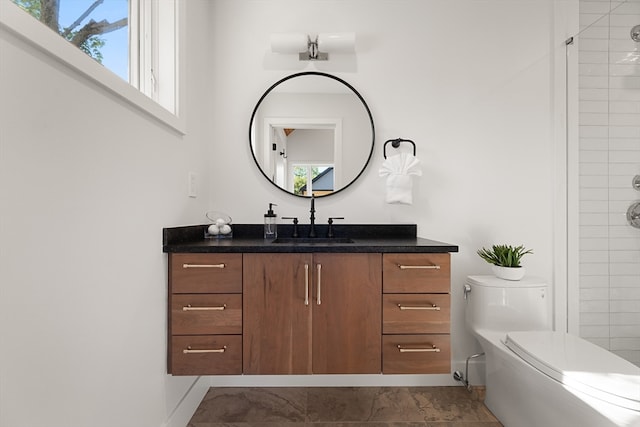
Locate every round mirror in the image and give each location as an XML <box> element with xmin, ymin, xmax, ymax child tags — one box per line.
<box><xmin>249</xmin><ymin>72</ymin><xmax>374</xmax><ymax>198</ymax></box>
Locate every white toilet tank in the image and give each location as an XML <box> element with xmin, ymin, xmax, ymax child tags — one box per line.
<box><xmin>465</xmin><ymin>275</ymin><xmax>552</xmax><ymax>333</ymax></box>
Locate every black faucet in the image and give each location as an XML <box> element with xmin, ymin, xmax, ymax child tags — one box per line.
<box><xmin>327</xmin><ymin>217</ymin><xmax>344</xmax><ymax>238</ymax></box>
<box><xmin>281</xmin><ymin>217</ymin><xmax>299</xmax><ymax>237</ymax></box>
<box><xmin>309</xmin><ymin>195</ymin><xmax>316</xmax><ymax>238</ymax></box>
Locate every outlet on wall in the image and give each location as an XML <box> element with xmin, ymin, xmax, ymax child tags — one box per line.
<box><xmin>188</xmin><ymin>172</ymin><xmax>197</xmax><ymax>198</ymax></box>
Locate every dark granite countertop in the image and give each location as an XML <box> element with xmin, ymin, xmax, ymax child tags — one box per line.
<box><xmin>163</xmin><ymin>224</ymin><xmax>458</xmax><ymax>254</ymax></box>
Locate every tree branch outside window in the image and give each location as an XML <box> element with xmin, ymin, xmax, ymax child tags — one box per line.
<box><xmin>13</xmin><ymin>0</ymin><xmax>127</xmax><ymax>63</ymax></box>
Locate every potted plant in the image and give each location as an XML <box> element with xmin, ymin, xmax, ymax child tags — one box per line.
<box><xmin>477</xmin><ymin>244</ymin><xmax>533</xmax><ymax>281</ymax></box>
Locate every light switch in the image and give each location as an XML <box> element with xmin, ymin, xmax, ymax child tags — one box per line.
<box><xmin>188</xmin><ymin>172</ymin><xmax>197</xmax><ymax>198</ymax></box>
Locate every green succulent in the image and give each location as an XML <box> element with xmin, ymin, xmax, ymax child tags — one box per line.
<box><xmin>477</xmin><ymin>244</ymin><xmax>533</xmax><ymax>268</ymax></box>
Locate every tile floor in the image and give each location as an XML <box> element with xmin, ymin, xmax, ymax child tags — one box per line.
<box><xmin>188</xmin><ymin>386</ymin><xmax>503</xmax><ymax>426</ymax></box>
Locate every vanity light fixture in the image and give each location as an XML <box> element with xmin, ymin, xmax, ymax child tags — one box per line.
<box><xmin>270</xmin><ymin>32</ymin><xmax>355</xmax><ymax>61</ymax></box>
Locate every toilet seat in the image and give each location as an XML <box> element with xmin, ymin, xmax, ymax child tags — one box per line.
<box><xmin>505</xmin><ymin>330</ymin><xmax>640</xmax><ymax>412</ymax></box>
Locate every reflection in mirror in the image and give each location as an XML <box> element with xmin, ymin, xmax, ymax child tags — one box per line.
<box><xmin>249</xmin><ymin>72</ymin><xmax>374</xmax><ymax>197</ymax></box>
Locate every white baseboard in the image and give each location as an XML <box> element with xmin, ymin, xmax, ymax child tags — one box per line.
<box><xmin>164</xmin><ymin>377</ymin><xmax>209</xmax><ymax>427</ymax></box>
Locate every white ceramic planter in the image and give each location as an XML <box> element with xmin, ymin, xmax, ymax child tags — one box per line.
<box><xmin>492</xmin><ymin>265</ymin><xmax>525</xmax><ymax>281</ymax></box>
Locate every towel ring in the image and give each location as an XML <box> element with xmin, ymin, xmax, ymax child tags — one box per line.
<box><xmin>383</xmin><ymin>138</ymin><xmax>416</xmax><ymax>159</ymax></box>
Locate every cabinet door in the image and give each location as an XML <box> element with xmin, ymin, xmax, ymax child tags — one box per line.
<box><xmin>312</xmin><ymin>253</ymin><xmax>382</xmax><ymax>374</ymax></box>
<box><xmin>243</xmin><ymin>253</ymin><xmax>313</xmax><ymax>374</ymax></box>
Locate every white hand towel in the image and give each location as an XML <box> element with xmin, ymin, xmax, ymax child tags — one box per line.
<box><xmin>378</xmin><ymin>152</ymin><xmax>422</xmax><ymax>205</ymax></box>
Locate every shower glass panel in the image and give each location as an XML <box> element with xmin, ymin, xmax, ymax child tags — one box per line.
<box><xmin>576</xmin><ymin>0</ymin><xmax>640</xmax><ymax>366</ymax></box>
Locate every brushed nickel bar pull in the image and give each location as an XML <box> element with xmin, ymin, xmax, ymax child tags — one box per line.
<box><xmin>182</xmin><ymin>263</ymin><xmax>225</xmax><ymax>269</ymax></box>
<box><xmin>183</xmin><ymin>346</ymin><xmax>227</xmax><ymax>354</ymax></box>
<box><xmin>304</xmin><ymin>264</ymin><xmax>310</xmax><ymax>306</ymax></box>
<box><xmin>183</xmin><ymin>304</ymin><xmax>226</xmax><ymax>311</ymax></box>
<box><xmin>316</xmin><ymin>264</ymin><xmax>322</xmax><ymax>305</ymax></box>
<box><xmin>398</xmin><ymin>304</ymin><xmax>440</xmax><ymax>311</ymax></box>
<box><xmin>398</xmin><ymin>264</ymin><xmax>440</xmax><ymax>270</ymax></box>
<box><xmin>397</xmin><ymin>345</ymin><xmax>440</xmax><ymax>353</ymax></box>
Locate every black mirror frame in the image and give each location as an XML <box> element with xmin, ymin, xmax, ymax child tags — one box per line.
<box><xmin>249</xmin><ymin>71</ymin><xmax>375</xmax><ymax>198</ymax></box>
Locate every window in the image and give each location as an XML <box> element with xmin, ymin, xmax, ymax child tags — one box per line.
<box><xmin>3</xmin><ymin>0</ymin><xmax>182</xmax><ymax>132</ymax></box>
<box><xmin>12</xmin><ymin>0</ymin><xmax>130</xmax><ymax>79</ymax></box>
<box><xmin>130</xmin><ymin>0</ymin><xmax>178</xmax><ymax>115</ymax></box>
<box><xmin>293</xmin><ymin>165</ymin><xmax>335</xmax><ymax>197</ymax></box>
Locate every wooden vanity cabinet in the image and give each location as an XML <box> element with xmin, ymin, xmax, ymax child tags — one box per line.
<box><xmin>243</xmin><ymin>253</ymin><xmax>382</xmax><ymax>375</ymax></box>
<box><xmin>167</xmin><ymin>250</ymin><xmax>452</xmax><ymax>376</ymax></box>
<box><xmin>168</xmin><ymin>253</ymin><xmax>243</xmax><ymax>375</ymax></box>
<box><xmin>381</xmin><ymin>253</ymin><xmax>451</xmax><ymax>374</ymax></box>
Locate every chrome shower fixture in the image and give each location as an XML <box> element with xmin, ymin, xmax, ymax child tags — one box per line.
<box><xmin>632</xmin><ymin>25</ymin><xmax>640</xmax><ymax>42</ymax></box>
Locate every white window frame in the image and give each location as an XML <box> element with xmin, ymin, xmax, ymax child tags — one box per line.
<box><xmin>0</xmin><ymin>0</ymin><xmax>185</xmax><ymax>134</ymax></box>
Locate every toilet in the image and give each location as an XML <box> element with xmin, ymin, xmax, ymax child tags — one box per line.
<box><xmin>464</xmin><ymin>275</ymin><xmax>640</xmax><ymax>427</ymax></box>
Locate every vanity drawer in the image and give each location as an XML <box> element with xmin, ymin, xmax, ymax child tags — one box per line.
<box><xmin>171</xmin><ymin>294</ymin><xmax>242</xmax><ymax>335</ymax></box>
<box><xmin>382</xmin><ymin>334</ymin><xmax>451</xmax><ymax>374</ymax></box>
<box><xmin>170</xmin><ymin>335</ymin><xmax>242</xmax><ymax>375</ymax></box>
<box><xmin>170</xmin><ymin>253</ymin><xmax>242</xmax><ymax>293</ymax></box>
<box><xmin>383</xmin><ymin>253</ymin><xmax>450</xmax><ymax>293</ymax></box>
<box><xmin>383</xmin><ymin>294</ymin><xmax>450</xmax><ymax>334</ymax></box>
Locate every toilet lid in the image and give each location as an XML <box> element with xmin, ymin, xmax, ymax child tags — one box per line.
<box><xmin>505</xmin><ymin>330</ymin><xmax>640</xmax><ymax>411</ymax></box>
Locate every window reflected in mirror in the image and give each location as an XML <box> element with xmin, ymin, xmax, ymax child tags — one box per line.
<box><xmin>294</xmin><ymin>165</ymin><xmax>334</xmax><ymax>196</ymax></box>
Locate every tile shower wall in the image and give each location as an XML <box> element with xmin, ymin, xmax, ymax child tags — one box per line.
<box><xmin>579</xmin><ymin>0</ymin><xmax>640</xmax><ymax>365</ymax></box>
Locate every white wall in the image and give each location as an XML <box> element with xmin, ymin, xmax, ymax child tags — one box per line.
<box><xmin>0</xmin><ymin>2</ymin><xmax>213</xmax><ymax>427</ymax></box>
<box><xmin>208</xmin><ymin>0</ymin><xmax>565</xmax><ymax>383</ymax></box>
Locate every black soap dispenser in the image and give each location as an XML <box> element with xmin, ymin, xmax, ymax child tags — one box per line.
<box><xmin>264</xmin><ymin>203</ymin><xmax>278</xmax><ymax>239</ymax></box>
